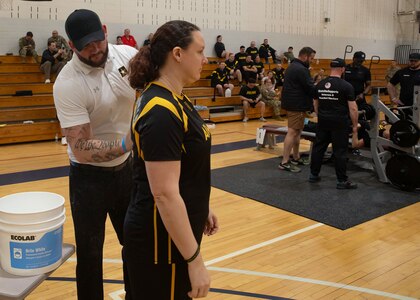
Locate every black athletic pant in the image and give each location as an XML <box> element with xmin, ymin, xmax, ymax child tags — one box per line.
<box><xmin>69</xmin><ymin>157</ymin><xmax>132</xmax><ymax>300</ymax></box>
<box><xmin>310</xmin><ymin>127</ymin><xmax>349</xmax><ymax>182</ymax></box>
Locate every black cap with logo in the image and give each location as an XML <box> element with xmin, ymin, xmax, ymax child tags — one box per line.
<box><xmin>353</xmin><ymin>51</ymin><xmax>366</xmax><ymax>60</ymax></box>
<box><xmin>65</xmin><ymin>9</ymin><xmax>105</xmax><ymax>51</ymax></box>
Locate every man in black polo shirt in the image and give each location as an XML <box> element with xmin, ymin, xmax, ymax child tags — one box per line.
<box><xmin>239</xmin><ymin>78</ymin><xmax>266</xmax><ymax>122</ymax></box>
<box><xmin>309</xmin><ymin>58</ymin><xmax>359</xmax><ymax>189</ymax></box>
<box><xmin>387</xmin><ymin>52</ymin><xmax>420</xmax><ymax>121</ymax></box>
<box><xmin>279</xmin><ymin>47</ymin><xmax>316</xmax><ymax>172</ymax></box>
<box><xmin>344</xmin><ymin>51</ymin><xmax>371</xmax><ymax>109</ymax></box>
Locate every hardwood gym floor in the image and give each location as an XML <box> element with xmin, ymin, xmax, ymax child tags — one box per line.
<box><xmin>0</xmin><ymin>120</ymin><xmax>419</xmax><ymax>300</ymax></box>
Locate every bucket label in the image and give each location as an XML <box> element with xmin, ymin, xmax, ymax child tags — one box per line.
<box><xmin>9</xmin><ymin>226</ymin><xmax>63</xmax><ymax>269</ymax></box>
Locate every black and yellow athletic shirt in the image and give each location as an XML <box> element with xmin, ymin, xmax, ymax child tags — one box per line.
<box><xmin>127</xmin><ymin>82</ymin><xmax>211</xmax><ymax>264</ymax></box>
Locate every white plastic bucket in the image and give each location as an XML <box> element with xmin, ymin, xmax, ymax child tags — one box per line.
<box><xmin>0</xmin><ymin>192</ymin><xmax>65</xmax><ymax>276</ymax></box>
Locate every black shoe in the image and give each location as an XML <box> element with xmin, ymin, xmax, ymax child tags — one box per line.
<box><xmin>308</xmin><ymin>174</ymin><xmax>321</xmax><ymax>183</ymax></box>
<box><xmin>336</xmin><ymin>180</ymin><xmax>358</xmax><ymax>189</ymax></box>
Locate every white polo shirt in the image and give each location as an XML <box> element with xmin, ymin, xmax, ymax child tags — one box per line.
<box><xmin>53</xmin><ymin>43</ymin><xmax>138</xmax><ymax>167</ymax></box>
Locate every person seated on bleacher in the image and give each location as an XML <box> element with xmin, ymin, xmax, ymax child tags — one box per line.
<box><xmin>254</xmin><ymin>55</ymin><xmax>265</xmax><ymax>81</ymax></box>
<box><xmin>211</xmin><ymin>62</ymin><xmax>234</xmax><ymax>96</ymax></box>
<box><xmin>262</xmin><ymin>71</ymin><xmax>276</xmax><ymax>89</ymax></box>
<box><xmin>225</xmin><ymin>53</ymin><xmax>242</xmax><ymax>83</ymax></box>
<box><xmin>272</xmin><ymin>63</ymin><xmax>285</xmax><ymax>88</ymax></box>
<box><xmin>260</xmin><ymin>76</ymin><xmax>282</xmax><ymax>120</ymax></box>
<box><xmin>246</xmin><ymin>41</ymin><xmax>259</xmax><ymax>61</ymax></box>
<box><xmin>309</xmin><ymin>58</ymin><xmax>359</xmax><ymax>189</ymax></box>
<box><xmin>283</xmin><ymin>46</ymin><xmax>295</xmax><ymax>63</ymax></box>
<box><xmin>116</xmin><ymin>36</ymin><xmax>124</xmax><ymax>45</ymax></box>
<box><xmin>143</xmin><ymin>32</ymin><xmax>153</xmax><ymax>46</ymax></box>
<box><xmin>121</xmin><ymin>28</ymin><xmax>139</xmax><ymax>49</ymax></box>
<box><xmin>40</xmin><ymin>41</ymin><xmax>66</xmax><ymax>84</ymax></box>
<box><xmin>48</xmin><ymin>30</ymin><xmax>71</xmax><ymax>61</ymax></box>
<box><xmin>18</xmin><ymin>31</ymin><xmax>39</xmax><ymax>63</ymax></box>
<box><xmin>239</xmin><ymin>54</ymin><xmax>258</xmax><ymax>83</ymax></box>
<box><xmin>214</xmin><ymin>35</ymin><xmax>229</xmax><ymax>60</ymax></box>
<box><xmin>259</xmin><ymin>38</ymin><xmax>276</xmax><ymax>64</ymax></box>
<box><xmin>240</xmin><ymin>77</ymin><xmax>266</xmax><ymax>122</ymax></box>
<box><xmin>234</xmin><ymin>45</ymin><xmax>248</xmax><ymax>65</ymax></box>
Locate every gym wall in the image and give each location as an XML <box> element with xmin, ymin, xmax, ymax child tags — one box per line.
<box><xmin>0</xmin><ymin>0</ymin><xmax>403</xmax><ymax>58</ymax></box>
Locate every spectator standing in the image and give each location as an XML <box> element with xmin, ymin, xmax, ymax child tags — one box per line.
<box><xmin>279</xmin><ymin>47</ymin><xmax>316</xmax><ymax>172</ymax></box>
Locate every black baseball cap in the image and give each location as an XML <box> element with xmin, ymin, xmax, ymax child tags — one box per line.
<box><xmin>409</xmin><ymin>52</ymin><xmax>420</xmax><ymax>61</ymax></box>
<box><xmin>330</xmin><ymin>58</ymin><xmax>345</xmax><ymax>68</ymax></box>
<box><xmin>353</xmin><ymin>51</ymin><xmax>366</xmax><ymax>60</ymax></box>
<box><xmin>65</xmin><ymin>9</ymin><xmax>105</xmax><ymax>51</ymax></box>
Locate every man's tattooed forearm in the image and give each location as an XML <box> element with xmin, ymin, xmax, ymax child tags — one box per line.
<box><xmin>75</xmin><ymin>139</ymin><xmax>119</xmax><ymax>151</ymax></box>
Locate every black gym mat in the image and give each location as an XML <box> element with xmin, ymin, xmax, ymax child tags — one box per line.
<box><xmin>211</xmin><ymin>156</ymin><xmax>419</xmax><ymax>230</ymax></box>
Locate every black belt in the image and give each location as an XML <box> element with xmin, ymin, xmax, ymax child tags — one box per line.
<box><xmin>70</xmin><ymin>156</ymin><xmax>131</xmax><ymax>172</ymax></box>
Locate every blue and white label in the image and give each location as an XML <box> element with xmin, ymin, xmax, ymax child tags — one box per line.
<box><xmin>9</xmin><ymin>226</ymin><xmax>63</xmax><ymax>269</ymax></box>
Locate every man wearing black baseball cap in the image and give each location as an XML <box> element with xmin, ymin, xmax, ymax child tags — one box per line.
<box><xmin>387</xmin><ymin>52</ymin><xmax>420</xmax><ymax>120</ymax></box>
<box><xmin>344</xmin><ymin>51</ymin><xmax>372</xmax><ymax>110</ymax></box>
<box><xmin>309</xmin><ymin>58</ymin><xmax>359</xmax><ymax>189</ymax></box>
<box><xmin>53</xmin><ymin>9</ymin><xmax>138</xmax><ymax>300</ymax></box>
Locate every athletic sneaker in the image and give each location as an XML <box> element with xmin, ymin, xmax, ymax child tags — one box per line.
<box><xmin>291</xmin><ymin>157</ymin><xmax>310</xmax><ymax>165</ymax></box>
<box><xmin>259</xmin><ymin>117</ymin><xmax>267</xmax><ymax>122</ymax></box>
<box><xmin>61</xmin><ymin>137</ymin><xmax>67</xmax><ymax>146</ymax></box>
<box><xmin>242</xmin><ymin>117</ymin><xmax>249</xmax><ymax>122</ymax></box>
<box><xmin>308</xmin><ymin>173</ymin><xmax>321</xmax><ymax>183</ymax></box>
<box><xmin>278</xmin><ymin>162</ymin><xmax>301</xmax><ymax>173</ymax></box>
<box><xmin>336</xmin><ymin>180</ymin><xmax>358</xmax><ymax>189</ymax></box>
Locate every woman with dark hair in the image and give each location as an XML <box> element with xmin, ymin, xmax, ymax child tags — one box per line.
<box><xmin>214</xmin><ymin>34</ymin><xmax>229</xmax><ymax>59</ymax></box>
<box><xmin>125</xmin><ymin>20</ymin><xmax>219</xmax><ymax>299</ymax></box>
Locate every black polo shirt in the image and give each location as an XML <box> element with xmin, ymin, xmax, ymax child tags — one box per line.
<box><xmin>315</xmin><ymin>76</ymin><xmax>355</xmax><ymax>129</ymax></box>
<box><xmin>344</xmin><ymin>64</ymin><xmax>371</xmax><ymax>95</ymax></box>
<box><xmin>390</xmin><ymin>67</ymin><xmax>420</xmax><ymax>106</ymax></box>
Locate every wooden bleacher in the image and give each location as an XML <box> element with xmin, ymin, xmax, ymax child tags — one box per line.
<box><xmin>0</xmin><ymin>55</ymin><xmax>60</xmax><ymax>144</ymax></box>
<box><xmin>0</xmin><ymin>55</ymin><xmax>396</xmax><ymax>145</ymax></box>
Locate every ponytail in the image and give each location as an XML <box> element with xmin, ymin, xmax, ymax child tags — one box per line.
<box><xmin>129</xmin><ymin>45</ymin><xmax>159</xmax><ymax>89</ymax></box>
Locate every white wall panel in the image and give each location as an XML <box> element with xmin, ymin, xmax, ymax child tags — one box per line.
<box><xmin>0</xmin><ymin>0</ymin><xmax>408</xmax><ymax>58</ymax></box>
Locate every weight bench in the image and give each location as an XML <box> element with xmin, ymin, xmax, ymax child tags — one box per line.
<box><xmin>256</xmin><ymin>124</ymin><xmax>317</xmax><ymax>151</ymax></box>
<box><xmin>0</xmin><ymin>243</ymin><xmax>75</xmax><ymax>300</ymax></box>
